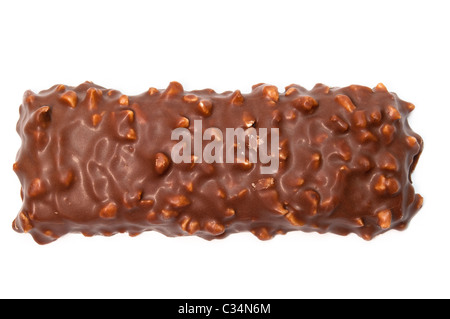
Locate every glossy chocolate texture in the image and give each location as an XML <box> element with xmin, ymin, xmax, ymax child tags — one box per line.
<box><xmin>12</xmin><ymin>81</ymin><xmax>423</xmax><ymax>244</ymax></box>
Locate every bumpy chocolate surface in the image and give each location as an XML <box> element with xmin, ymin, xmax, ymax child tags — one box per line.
<box><xmin>12</xmin><ymin>81</ymin><xmax>423</xmax><ymax>244</ymax></box>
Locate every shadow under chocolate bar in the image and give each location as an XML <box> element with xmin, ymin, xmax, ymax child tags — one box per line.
<box><xmin>12</xmin><ymin>81</ymin><xmax>423</xmax><ymax>244</ymax></box>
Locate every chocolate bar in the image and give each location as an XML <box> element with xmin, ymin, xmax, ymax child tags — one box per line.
<box><xmin>12</xmin><ymin>81</ymin><xmax>423</xmax><ymax>244</ymax></box>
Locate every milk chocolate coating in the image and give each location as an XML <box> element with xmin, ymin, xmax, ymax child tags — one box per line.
<box><xmin>12</xmin><ymin>82</ymin><xmax>423</xmax><ymax>244</ymax></box>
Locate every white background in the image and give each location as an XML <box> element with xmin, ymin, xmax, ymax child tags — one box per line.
<box><xmin>0</xmin><ymin>0</ymin><xmax>448</xmax><ymax>299</ymax></box>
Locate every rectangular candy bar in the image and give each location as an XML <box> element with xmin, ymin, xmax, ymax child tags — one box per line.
<box><xmin>12</xmin><ymin>81</ymin><xmax>423</xmax><ymax>244</ymax></box>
